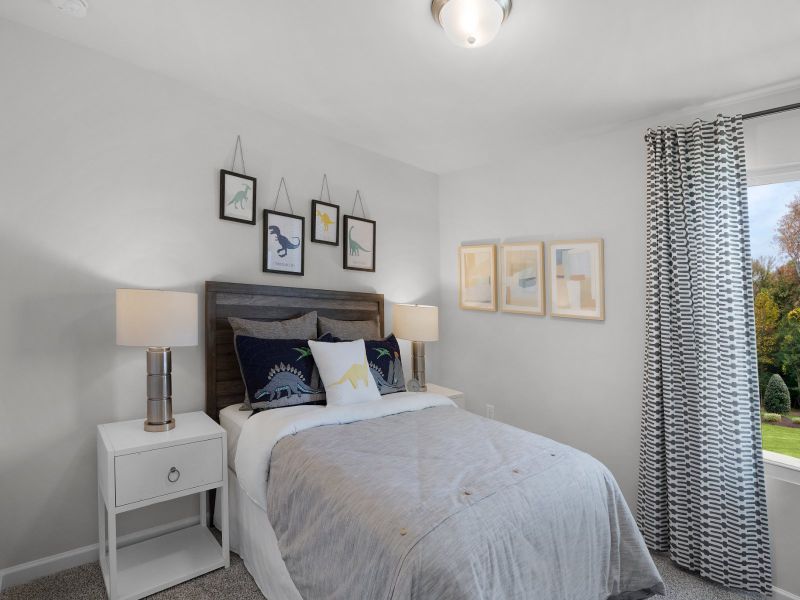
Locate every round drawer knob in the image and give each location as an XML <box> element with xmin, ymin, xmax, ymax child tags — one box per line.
<box><xmin>167</xmin><ymin>467</ymin><xmax>180</xmax><ymax>483</ymax></box>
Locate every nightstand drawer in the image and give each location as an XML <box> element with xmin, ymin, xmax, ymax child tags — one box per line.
<box><xmin>114</xmin><ymin>438</ymin><xmax>223</xmax><ymax>506</ymax></box>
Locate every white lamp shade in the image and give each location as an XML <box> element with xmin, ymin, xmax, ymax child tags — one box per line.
<box><xmin>393</xmin><ymin>304</ymin><xmax>439</xmax><ymax>342</ymax></box>
<box><xmin>116</xmin><ymin>289</ymin><xmax>198</xmax><ymax>347</ymax></box>
<box><xmin>439</xmin><ymin>0</ymin><xmax>504</xmax><ymax>48</ymax></box>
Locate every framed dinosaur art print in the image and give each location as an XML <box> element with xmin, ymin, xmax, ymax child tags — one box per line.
<box><xmin>219</xmin><ymin>169</ymin><xmax>257</xmax><ymax>225</ymax></box>
<box><xmin>311</xmin><ymin>199</ymin><xmax>339</xmax><ymax>246</ymax></box>
<box><xmin>263</xmin><ymin>209</ymin><xmax>305</xmax><ymax>276</ymax></box>
<box><xmin>343</xmin><ymin>215</ymin><xmax>376</xmax><ymax>272</ymax></box>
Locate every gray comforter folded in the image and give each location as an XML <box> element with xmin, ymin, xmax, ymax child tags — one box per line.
<box><xmin>266</xmin><ymin>405</ymin><xmax>664</xmax><ymax>600</ymax></box>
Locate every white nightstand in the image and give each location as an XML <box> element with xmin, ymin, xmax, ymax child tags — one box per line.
<box><xmin>97</xmin><ymin>411</ymin><xmax>229</xmax><ymax>600</ymax></box>
<box><xmin>426</xmin><ymin>383</ymin><xmax>465</xmax><ymax>409</ymax></box>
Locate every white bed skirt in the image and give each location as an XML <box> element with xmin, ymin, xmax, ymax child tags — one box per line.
<box><xmin>214</xmin><ymin>467</ymin><xmax>302</xmax><ymax>600</ymax></box>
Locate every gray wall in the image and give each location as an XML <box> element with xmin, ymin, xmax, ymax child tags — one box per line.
<box><xmin>0</xmin><ymin>20</ymin><xmax>440</xmax><ymax>570</ymax></box>
<box><xmin>437</xmin><ymin>97</ymin><xmax>800</xmax><ymax>597</ymax></box>
<box><xmin>437</xmin><ymin>124</ymin><xmax>647</xmax><ymax>504</ymax></box>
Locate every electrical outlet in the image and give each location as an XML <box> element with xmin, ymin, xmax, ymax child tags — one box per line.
<box><xmin>485</xmin><ymin>404</ymin><xmax>495</xmax><ymax>419</ymax></box>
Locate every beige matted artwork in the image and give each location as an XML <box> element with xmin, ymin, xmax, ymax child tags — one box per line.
<box><xmin>500</xmin><ymin>242</ymin><xmax>545</xmax><ymax>315</ymax></box>
<box><xmin>459</xmin><ymin>244</ymin><xmax>497</xmax><ymax>311</ymax></box>
<box><xmin>549</xmin><ymin>239</ymin><xmax>605</xmax><ymax>320</ymax></box>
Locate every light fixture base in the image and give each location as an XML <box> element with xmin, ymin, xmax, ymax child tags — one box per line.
<box><xmin>50</xmin><ymin>0</ymin><xmax>88</xmax><ymax>18</ymax></box>
<box><xmin>431</xmin><ymin>0</ymin><xmax>512</xmax><ymax>26</ymax></box>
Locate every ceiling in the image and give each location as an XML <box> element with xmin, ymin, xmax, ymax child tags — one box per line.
<box><xmin>3</xmin><ymin>0</ymin><xmax>800</xmax><ymax>173</ymax></box>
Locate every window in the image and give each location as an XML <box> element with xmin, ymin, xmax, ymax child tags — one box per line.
<box><xmin>748</xmin><ymin>180</ymin><xmax>800</xmax><ymax>459</ymax></box>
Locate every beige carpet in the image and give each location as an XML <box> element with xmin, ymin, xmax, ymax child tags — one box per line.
<box><xmin>1</xmin><ymin>551</ymin><xmax>757</xmax><ymax>599</ymax></box>
<box><xmin>0</xmin><ymin>551</ymin><xmax>259</xmax><ymax>600</ymax></box>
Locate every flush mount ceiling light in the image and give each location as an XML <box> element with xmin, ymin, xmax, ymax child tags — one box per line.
<box><xmin>431</xmin><ymin>0</ymin><xmax>511</xmax><ymax>48</ymax></box>
<box><xmin>50</xmin><ymin>0</ymin><xmax>88</xmax><ymax>18</ymax></box>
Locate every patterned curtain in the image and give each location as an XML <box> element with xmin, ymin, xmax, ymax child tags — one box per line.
<box><xmin>638</xmin><ymin>115</ymin><xmax>772</xmax><ymax>594</ymax></box>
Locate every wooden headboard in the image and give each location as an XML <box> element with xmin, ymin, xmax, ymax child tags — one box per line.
<box><xmin>205</xmin><ymin>281</ymin><xmax>384</xmax><ymax>421</ymax></box>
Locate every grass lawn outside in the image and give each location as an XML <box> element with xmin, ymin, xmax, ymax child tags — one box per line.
<box><xmin>761</xmin><ymin>423</ymin><xmax>800</xmax><ymax>459</ymax></box>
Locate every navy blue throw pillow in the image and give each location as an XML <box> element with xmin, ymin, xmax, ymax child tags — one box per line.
<box><xmin>235</xmin><ymin>336</ymin><xmax>325</xmax><ymax>410</ymax></box>
<box><xmin>366</xmin><ymin>335</ymin><xmax>406</xmax><ymax>395</ymax></box>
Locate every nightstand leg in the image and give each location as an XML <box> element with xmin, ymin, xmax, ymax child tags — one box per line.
<box><xmin>221</xmin><ymin>483</ymin><xmax>229</xmax><ymax>568</ymax></box>
<box><xmin>107</xmin><ymin>507</ymin><xmax>118</xmax><ymax>599</ymax></box>
<box><xmin>98</xmin><ymin>486</ymin><xmax>107</xmax><ymax>587</ymax></box>
<box><xmin>200</xmin><ymin>490</ymin><xmax>207</xmax><ymax>527</ymax></box>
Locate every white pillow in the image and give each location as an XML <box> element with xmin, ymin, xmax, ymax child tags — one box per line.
<box><xmin>309</xmin><ymin>339</ymin><xmax>381</xmax><ymax>406</ymax></box>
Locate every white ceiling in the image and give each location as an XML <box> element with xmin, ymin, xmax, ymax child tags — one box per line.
<box><xmin>3</xmin><ymin>1</ymin><xmax>800</xmax><ymax>173</ymax></box>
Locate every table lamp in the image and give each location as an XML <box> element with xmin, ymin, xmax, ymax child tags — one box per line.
<box><xmin>116</xmin><ymin>289</ymin><xmax>198</xmax><ymax>431</ymax></box>
<box><xmin>393</xmin><ymin>304</ymin><xmax>439</xmax><ymax>392</ymax></box>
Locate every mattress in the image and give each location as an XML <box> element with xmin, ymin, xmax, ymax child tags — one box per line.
<box><xmin>219</xmin><ymin>403</ymin><xmax>250</xmax><ymax>470</ymax></box>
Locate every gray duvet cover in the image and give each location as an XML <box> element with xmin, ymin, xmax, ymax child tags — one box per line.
<box><xmin>266</xmin><ymin>405</ymin><xmax>664</xmax><ymax>600</ymax></box>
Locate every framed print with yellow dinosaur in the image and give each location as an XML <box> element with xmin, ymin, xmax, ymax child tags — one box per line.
<box><xmin>311</xmin><ymin>199</ymin><xmax>340</xmax><ymax>246</ymax></box>
<box><xmin>343</xmin><ymin>215</ymin><xmax>376</xmax><ymax>272</ymax></box>
<box><xmin>219</xmin><ymin>169</ymin><xmax>257</xmax><ymax>225</ymax></box>
<box><xmin>264</xmin><ymin>209</ymin><xmax>305</xmax><ymax>276</ymax></box>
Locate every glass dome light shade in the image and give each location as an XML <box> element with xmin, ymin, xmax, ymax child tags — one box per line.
<box><xmin>438</xmin><ymin>0</ymin><xmax>505</xmax><ymax>48</ymax></box>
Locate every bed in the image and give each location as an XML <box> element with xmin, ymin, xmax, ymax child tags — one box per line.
<box><xmin>206</xmin><ymin>281</ymin><xmax>664</xmax><ymax>600</ymax></box>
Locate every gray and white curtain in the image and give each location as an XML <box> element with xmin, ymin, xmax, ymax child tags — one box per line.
<box><xmin>638</xmin><ymin>115</ymin><xmax>772</xmax><ymax>594</ymax></box>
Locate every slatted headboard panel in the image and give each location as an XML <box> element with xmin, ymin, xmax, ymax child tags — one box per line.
<box><xmin>205</xmin><ymin>281</ymin><xmax>384</xmax><ymax>421</ymax></box>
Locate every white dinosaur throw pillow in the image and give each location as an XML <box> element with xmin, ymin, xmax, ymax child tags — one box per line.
<box><xmin>309</xmin><ymin>339</ymin><xmax>381</xmax><ymax>406</ymax></box>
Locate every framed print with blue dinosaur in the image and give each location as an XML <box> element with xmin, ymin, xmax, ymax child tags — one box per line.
<box><xmin>264</xmin><ymin>209</ymin><xmax>305</xmax><ymax>276</ymax></box>
<box><xmin>343</xmin><ymin>215</ymin><xmax>376</xmax><ymax>272</ymax></box>
<box><xmin>220</xmin><ymin>169</ymin><xmax>257</xmax><ymax>225</ymax></box>
<box><xmin>311</xmin><ymin>199</ymin><xmax>339</xmax><ymax>246</ymax></box>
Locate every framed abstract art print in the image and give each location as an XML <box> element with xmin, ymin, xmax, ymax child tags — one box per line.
<box><xmin>548</xmin><ymin>239</ymin><xmax>604</xmax><ymax>320</ymax></box>
<box><xmin>459</xmin><ymin>244</ymin><xmax>497</xmax><ymax>311</ymax></box>
<box><xmin>500</xmin><ymin>242</ymin><xmax>545</xmax><ymax>315</ymax></box>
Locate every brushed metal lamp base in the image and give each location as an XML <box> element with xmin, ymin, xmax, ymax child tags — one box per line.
<box><xmin>410</xmin><ymin>340</ymin><xmax>427</xmax><ymax>392</ymax></box>
<box><xmin>144</xmin><ymin>347</ymin><xmax>176</xmax><ymax>432</ymax></box>
<box><xmin>144</xmin><ymin>420</ymin><xmax>175</xmax><ymax>432</ymax></box>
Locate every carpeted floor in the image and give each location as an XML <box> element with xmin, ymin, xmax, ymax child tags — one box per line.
<box><xmin>1</xmin><ymin>551</ymin><xmax>756</xmax><ymax>599</ymax></box>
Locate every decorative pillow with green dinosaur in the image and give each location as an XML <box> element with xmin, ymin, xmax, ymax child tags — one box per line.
<box><xmin>235</xmin><ymin>335</ymin><xmax>326</xmax><ymax>411</ymax></box>
<box><xmin>364</xmin><ymin>335</ymin><xmax>406</xmax><ymax>395</ymax></box>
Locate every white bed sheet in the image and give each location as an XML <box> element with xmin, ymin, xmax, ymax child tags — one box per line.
<box><xmin>214</xmin><ymin>467</ymin><xmax>302</xmax><ymax>600</ymax></box>
<box><xmin>219</xmin><ymin>403</ymin><xmax>250</xmax><ymax>470</ymax></box>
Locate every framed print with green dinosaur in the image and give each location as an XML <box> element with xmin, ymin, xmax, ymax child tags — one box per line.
<box><xmin>264</xmin><ymin>209</ymin><xmax>305</xmax><ymax>276</ymax></box>
<box><xmin>219</xmin><ymin>169</ymin><xmax>257</xmax><ymax>225</ymax></box>
<box><xmin>311</xmin><ymin>199</ymin><xmax>339</xmax><ymax>246</ymax></box>
<box><xmin>343</xmin><ymin>215</ymin><xmax>376</xmax><ymax>272</ymax></box>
